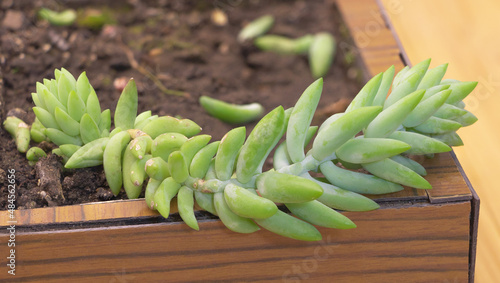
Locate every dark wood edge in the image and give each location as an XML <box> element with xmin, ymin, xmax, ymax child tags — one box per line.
<box><xmin>426</xmin><ymin>194</ymin><xmax>473</xmax><ymax>204</ymax></box>
<box><xmin>376</xmin><ymin>1</ymin><xmax>480</xmax><ymax>281</ymax></box>
<box><xmin>469</xmin><ymin>186</ymin><xmax>480</xmax><ymax>283</ymax></box>
<box><xmin>368</xmin><ymin>192</ymin><xmax>428</xmax><ymax>203</ymax></box>
<box><xmin>450</xmin><ymin>151</ymin><xmax>480</xmax><ymax>283</ymax></box>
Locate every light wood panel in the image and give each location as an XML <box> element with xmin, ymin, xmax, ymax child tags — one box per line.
<box><xmin>378</xmin><ymin>0</ymin><xmax>500</xmax><ymax>281</ymax></box>
<box><xmin>0</xmin><ymin>203</ymin><xmax>470</xmax><ymax>282</ymax></box>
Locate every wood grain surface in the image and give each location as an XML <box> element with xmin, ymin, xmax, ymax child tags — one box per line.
<box><xmin>378</xmin><ymin>0</ymin><xmax>499</xmax><ymax>281</ymax></box>
<box><xmin>0</xmin><ymin>203</ymin><xmax>470</xmax><ymax>282</ymax></box>
<box><xmin>421</xmin><ymin>152</ymin><xmax>472</xmax><ymax>204</ymax></box>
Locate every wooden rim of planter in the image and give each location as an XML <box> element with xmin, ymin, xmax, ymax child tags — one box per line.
<box><xmin>0</xmin><ymin>1</ymin><xmax>479</xmax><ymax>280</ymax></box>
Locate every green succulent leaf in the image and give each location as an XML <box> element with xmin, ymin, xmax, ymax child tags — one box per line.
<box><xmin>114</xmin><ymin>79</ymin><xmax>138</xmax><ymax>130</ymax></box>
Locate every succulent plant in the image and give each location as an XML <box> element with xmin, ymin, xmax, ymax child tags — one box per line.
<box><xmin>3</xmin><ymin>59</ymin><xmax>477</xmax><ymax>241</ymax></box>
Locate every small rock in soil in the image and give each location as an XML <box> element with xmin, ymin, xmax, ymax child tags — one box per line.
<box><xmin>101</xmin><ymin>25</ymin><xmax>119</xmax><ymax>39</ymax></box>
<box><xmin>2</xmin><ymin>10</ymin><xmax>25</xmax><ymax>31</ymax></box>
<box><xmin>97</xmin><ymin>187</ymin><xmax>114</xmax><ymax>201</ymax></box>
<box><xmin>210</xmin><ymin>9</ymin><xmax>228</xmax><ymax>26</ymax></box>
<box><xmin>39</xmin><ymin>191</ymin><xmax>57</xmax><ymax>207</ymax></box>
<box><xmin>48</xmin><ymin>30</ymin><xmax>69</xmax><ymax>51</ymax></box>
<box><xmin>113</xmin><ymin>77</ymin><xmax>129</xmax><ymax>92</ymax></box>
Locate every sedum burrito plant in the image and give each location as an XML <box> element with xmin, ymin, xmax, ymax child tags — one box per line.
<box><xmin>3</xmin><ymin>59</ymin><xmax>477</xmax><ymax>241</ymax></box>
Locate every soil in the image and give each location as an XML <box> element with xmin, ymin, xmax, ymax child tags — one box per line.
<box><xmin>0</xmin><ymin>0</ymin><xmax>362</xmax><ymax>210</ymax></box>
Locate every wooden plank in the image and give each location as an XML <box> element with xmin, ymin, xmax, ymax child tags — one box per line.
<box><xmin>0</xmin><ymin>202</ymin><xmax>470</xmax><ymax>282</ymax></box>
<box><xmin>336</xmin><ymin>0</ymin><xmax>406</xmax><ymax>76</ymax></box>
<box><xmin>366</xmin><ymin>187</ymin><xmax>427</xmax><ymax>202</ymax></box>
<box><xmin>422</xmin><ymin>152</ymin><xmax>472</xmax><ymax>203</ymax></box>
<box><xmin>1</xmin><ymin>200</ymin><xmax>157</xmax><ymax>227</ymax></box>
<box><xmin>0</xmin><ymin>198</ymin><xmax>210</xmax><ymax>227</ymax></box>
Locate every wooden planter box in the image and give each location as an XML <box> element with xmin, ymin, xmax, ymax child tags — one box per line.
<box><xmin>1</xmin><ymin>0</ymin><xmax>479</xmax><ymax>281</ymax></box>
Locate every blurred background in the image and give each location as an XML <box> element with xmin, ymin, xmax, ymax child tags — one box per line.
<box><xmin>379</xmin><ymin>0</ymin><xmax>500</xmax><ymax>281</ymax></box>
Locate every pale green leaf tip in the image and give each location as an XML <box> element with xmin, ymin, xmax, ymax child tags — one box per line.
<box><xmin>314</xmin><ymin>77</ymin><xmax>324</xmax><ymax>87</ymax></box>
<box><xmin>123</xmin><ymin>78</ymin><xmax>137</xmax><ymax>92</ymax></box>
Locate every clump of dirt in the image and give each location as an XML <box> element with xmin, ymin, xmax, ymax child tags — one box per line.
<box><xmin>0</xmin><ymin>0</ymin><xmax>362</xmax><ymax>209</ymax></box>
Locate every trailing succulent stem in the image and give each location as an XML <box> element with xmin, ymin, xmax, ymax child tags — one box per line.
<box><xmin>239</xmin><ymin>15</ymin><xmax>336</xmax><ymax>79</ymax></box>
<box><xmin>4</xmin><ymin>59</ymin><xmax>477</xmax><ymax>241</ymax></box>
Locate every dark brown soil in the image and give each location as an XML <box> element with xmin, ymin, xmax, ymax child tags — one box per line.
<box><xmin>0</xmin><ymin>0</ymin><xmax>362</xmax><ymax>210</ymax></box>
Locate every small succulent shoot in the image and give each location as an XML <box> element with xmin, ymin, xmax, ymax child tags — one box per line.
<box><xmin>253</xmin><ymin>34</ymin><xmax>315</xmax><ymax>55</ymax></box>
<box><xmin>238</xmin><ymin>15</ymin><xmax>275</xmax><ymax>42</ymax></box>
<box><xmin>5</xmin><ymin>59</ymin><xmax>477</xmax><ymax>241</ymax></box>
<box><xmin>199</xmin><ymin>96</ymin><xmax>264</xmax><ymax>124</ymax></box>
<box><xmin>309</xmin><ymin>32</ymin><xmax>336</xmax><ymax>79</ymax></box>
<box><xmin>26</xmin><ymin>147</ymin><xmax>47</xmax><ymax>166</ymax></box>
<box><xmin>38</xmin><ymin>8</ymin><xmax>77</xmax><ymax>26</ymax></box>
<box><xmin>77</xmin><ymin>8</ymin><xmax>114</xmax><ymax>30</ymax></box>
<box><xmin>3</xmin><ymin>116</ymin><xmax>30</xmax><ymax>153</ymax></box>
<box><xmin>242</xmin><ymin>15</ymin><xmax>336</xmax><ymax>78</ymax></box>
<box><xmin>30</xmin><ymin>118</ymin><xmax>48</xmax><ymax>143</ymax></box>
<box><xmin>31</xmin><ymin>68</ymin><xmax>110</xmax><ymax>147</ymax></box>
